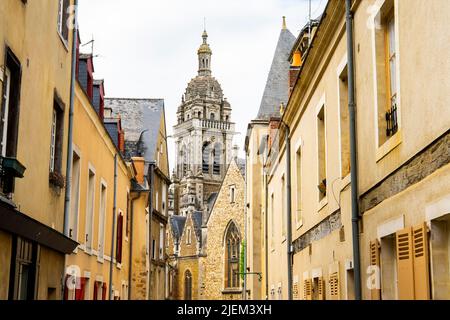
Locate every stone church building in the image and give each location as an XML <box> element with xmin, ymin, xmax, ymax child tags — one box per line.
<box><xmin>166</xmin><ymin>30</ymin><xmax>245</xmax><ymax>300</ymax></box>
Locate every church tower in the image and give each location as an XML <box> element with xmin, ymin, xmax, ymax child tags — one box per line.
<box><xmin>173</xmin><ymin>30</ymin><xmax>235</xmax><ymax>216</ymax></box>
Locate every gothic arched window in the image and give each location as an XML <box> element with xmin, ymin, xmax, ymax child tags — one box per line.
<box><xmin>184</xmin><ymin>270</ymin><xmax>192</xmax><ymax>300</ymax></box>
<box><xmin>225</xmin><ymin>222</ymin><xmax>241</xmax><ymax>288</ymax></box>
<box><xmin>213</xmin><ymin>144</ymin><xmax>221</xmax><ymax>175</ymax></box>
<box><xmin>202</xmin><ymin>142</ymin><xmax>210</xmax><ymax>174</ymax></box>
<box><xmin>224</xmin><ymin>222</ymin><xmax>240</xmax><ymax>289</ymax></box>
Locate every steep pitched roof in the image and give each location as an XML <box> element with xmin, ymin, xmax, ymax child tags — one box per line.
<box><xmin>256</xmin><ymin>28</ymin><xmax>296</xmax><ymax>120</ymax></box>
<box><xmin>191</xmin><ymin>211</ymin><xmax>203</xmax><ymax>242</ymax></box>
<box><xmin>104</xmin><ymin>98</ymin><xmax>165</xmax><ymax>162</ymax></box>
<box><xmin>169</xmin><ymin>215</ymin><xmax>187</xmax><ymax>241</ymax></box>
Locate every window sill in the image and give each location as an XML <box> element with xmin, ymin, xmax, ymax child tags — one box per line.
<box><xmin>376</xmin><ymin>129</ymin><xmax>403</xmax><ymax>162</ymax></box>
<box><xmin>340</xmin><ymin>174</ymin><xmax>351</xmax><ymax>190</ymax></box>
<box><xmin>317</xmin><ymin>197</ymin><xmax>328</xmax><ymax>212</ymax></box>
<box><xmin>57</xmin><ymin>31</ymin><xmax>69</xmax><ymax>52</ymax></box>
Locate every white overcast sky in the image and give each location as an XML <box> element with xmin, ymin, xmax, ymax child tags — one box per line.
<box><xmin>78</xmin><ymin>0</ymin><xmax>326</xmax><ymax>172</ymax></box>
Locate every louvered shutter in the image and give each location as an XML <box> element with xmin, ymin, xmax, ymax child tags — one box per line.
<box><xmin>370</xmin><ymin>240</ymin><xmax>381</xmax><ymax>300</ymax></box>
<box><xmin>329</xmin><ymin>272</ymin><xmax>340</xmax><ymax>300</ymax></box>
<box><xmin>303</xmin><ymin>279</ymin><xmax>312</xmax><ymax>300</ymax></box>
<box><xmin>396</xmin><ymin>227</ymin><xmax>415</xmax><ymax>299</ymax></box>
<box><xmin>413</xmin><ymin>223</ymin><xmax>430</xmax><ymax>300</ymax></box>
<box><xmin>318</xmin><ymin>277</ymin><xmax>325</xmax><ymax>300</ymax></box>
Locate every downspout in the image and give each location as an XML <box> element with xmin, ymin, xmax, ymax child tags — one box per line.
<box><xmin>62</xmin><ymin>0</ymin><xmax>78</xmax><ymax>300</ymax></box>
<box><xmin>128</xmin><ymin>191</ymin><xmax>145</xmax><ymax>299</ymax></box>
<box><xmin>285</xmin><ymin>124</ymin><xmax>293</xmax><ymax>301</ymax></box>
<box><xmin>264</xmin><ymin>142</ymin><xmax>269</xmax><ymax>300</ymax></box>
<box><xmin>148</xmin><ymin>161</ymin><xmax>156</xmax><ymax>300</ymax></box>
<box><xmin>109</xmin><ymin>154</ymin><xmax>118</xmax><ymax>300</ymax></box>
<box><xmin>346</xmin><ymin>0</ymin><xmax>362</xmax><ymax>300</ymax></box>
<box><xmin>243</xmin><ymin>155</ymin><xmax>247</xmax><ymax>300</ymax></box>
<box><xmin>63</xmin><ymin>0</ymin><xmax>79</xmax><ymax>237</ymax></box>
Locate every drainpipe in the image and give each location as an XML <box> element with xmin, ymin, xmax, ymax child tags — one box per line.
<box><xmin>109</xmin><ymin>154</ymin><xmax>118</xmax><ymax>300</ymax></box>
<box><xmin>63</xmin><ymin>0</ymin><xmax>79</xmax><ymax>238</ymax></box>
<box><xmin>243</xmin><ymin>155</ymin><xmax>248</xmax><ymax>300</ymax></box>
<box><xmin>284</xmin><ymin>124</ymin><xmax>293</xmax><ymax>301</ymax></box>
<box><xmin>264</xmin><ymin>144</ymin><xmax>269</xmax><ymax>300</ymax></box>
<box><xmin>62</xmin><ymin>0</ymin><xmax>78</xmax><ymax>300</ymax></box>
<box><xmin>346</xmin><ymin>0</ymin><xmax>362</xmax><ymax>300</ymax></box>
<box><xmin>148</xmin><ymin>161</ymin><xmax>156</xmax><ymax>300</ymax></box>
<box><xmin>128</xmin><ymin>191</ymin><xmax>146</xmax><ymax>299</ymax></box>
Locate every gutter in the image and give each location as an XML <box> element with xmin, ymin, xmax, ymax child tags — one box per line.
<box><xmin>108</xmin><ymin>154</ymin><xmax>118</xmax><ymax>300</ymax></box>
<box><xmin>263</xmin><ymin>136</ymin><xmax>269</xmax><ymax>300</ymax></box>
<box><xmin>284</xmin><ymin>123</ymin><xmax>293</xmax><ymax>301</ymax></box>
<box><xmin>346</xmin><ymin>0</ymin><xmax>362</xmax><ymax>300</ymax></box>
<box><xmin>147</xmin><ymin>161</ymin><xmax>156</xmax><ymax>300</ymax></box>
<box><xmin>243</xmin><ymin>154</ymin><xmax>248</xmax><ymax>300</ymax></box>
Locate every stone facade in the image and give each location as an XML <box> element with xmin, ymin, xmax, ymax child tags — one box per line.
<box><xmin>202</xmin><ymin>160</ymin><xmax>245</xmax><ymax>300</ymax></box>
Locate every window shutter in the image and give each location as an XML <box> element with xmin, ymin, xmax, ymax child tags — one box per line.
<box><xmin>102</xmin><ymin>283</ymin><xmax>107</xmax><ymax>300</ymax></box>
<box><xmin>396</xmin><ymin>227</ymin><xmax>415</xmax><ymax>299</ymax></box>
<box><xmin>116</xmin><ymin>214</ymin><xmax>123</xmax><ymax>264</ymax></box>
<box><xmin>329</xmin><ymin>272</ymin><xmax>340</xmax><ymax>300</ymax></box>
<box><xmin>303</xmin><ymin>279</ymin><xmax>312</xmax><ymax>300</ymax></box>
<box><xmin>93</xmin><ymin>281</ymin><xmax>99</xmax><ymax>300</ymax></box>
<box><xmin>62</xmin><ymin>0</ymin><xmax>70</xmax><ymax>41</ymax></box>
<box><xmin>370</xmin><ymin>240</ymin><xmax>381</xmax><ymax>300</ymax></box>
<box><xmin>318</xmin><ymin>277</ymin><xmax>325</xmax><ymax>300</ymax></box>
<box><xmin>293</xmin><ymin>277</ymin><xmax>299</xmax><ymax>300</ymax></box>
<box><xmin>413</xmin><ymin>222</ymin><xmax>430</xmax><ymax>300</ymax></box>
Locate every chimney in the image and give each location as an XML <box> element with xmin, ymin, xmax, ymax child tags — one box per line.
<box><xmin>268</xmin><ymin>117</ymin><xmax>281</xmax><ymax>151</ymax></box>
<box><xmin>132</xmin><ymin>157</ymin><xmax>145</xmax><ymax>185</ymax></box>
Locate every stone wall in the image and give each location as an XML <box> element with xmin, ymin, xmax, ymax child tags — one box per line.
<box><xmin>202</xmin><ymin>161</ymin><xmax>245</xmax><ymax>300</ymax></box>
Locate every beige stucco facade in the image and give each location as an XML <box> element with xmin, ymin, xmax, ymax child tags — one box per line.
<box><xmin>261</xmin><ymin>0</ymin><xmax>450</xmax><ymax>300</ymax></box>
<box><xmin>0</xmin><ymin>0</ymin><xmax>76</xmax><ymax>300</ymax></box>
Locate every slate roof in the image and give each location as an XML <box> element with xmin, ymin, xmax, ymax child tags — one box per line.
<box><xmin>256</xmin><ymin>28</ymin><xmax>296</xmax><ymax>120</ymax></box>
<box><xmin>105</xmin><ymin>98</ymin><xmax>164</xmax><ymax>161</ymax></box>
<box><xmin>170</xmin><ymin>215</ymin><xmax>187</xmax><ymax>241</ymax></box>
<box><xmin>192</xmin><ymin>211</ymin><xmax>203</xmax><ymax>242</ymax></box>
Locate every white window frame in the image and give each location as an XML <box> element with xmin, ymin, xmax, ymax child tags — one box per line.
<box><xmin>85</xmin><ymin>164</ymin><xmax>96</xmax><ymax>254</ymax></box>
<box><xmin>49</xmin><ymin>109</ymin><xmax>57</xmax><ymax>172</ymax></box>
<box><xmin>69</xmin><ymin>146</ymin><xmax>81</xmax><ymax>243</ymax></box>
<box><xmin>98</xmin><ymin>179</ymin><xmax>108</xmax><ymax>262</ymax></box>
<box><xmin>315</xmin><ymin>94</ymin><xmax>328</xmax><ymax>210</ymax></box>
<box><xmin>1</xmin><ymin>68</ymin><xmax>11</xmax><ymax>157</ymax></box>
<box><xmin>294</xmin><ymin>138</ymin><xmax>304</xmax><ymax>229</ymax></box>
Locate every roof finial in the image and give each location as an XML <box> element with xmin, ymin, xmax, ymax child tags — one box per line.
<box><xmin>282</xmin><ymin>16</ymin><xmax>287</xmax><ymax>30</ymax></box>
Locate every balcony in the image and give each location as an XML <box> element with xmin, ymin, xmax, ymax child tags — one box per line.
<box><xmin>201</xmin><ymin>119</ymin><xmax>233</xmax><ymax>130</ymax></box>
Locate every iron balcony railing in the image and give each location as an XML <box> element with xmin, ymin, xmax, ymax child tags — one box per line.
<box><xmin>386</xmin><ymin>102</ymin><xmax>398</xmax><ymax>137</ymax></box>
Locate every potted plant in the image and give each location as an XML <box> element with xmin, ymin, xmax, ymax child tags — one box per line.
<box><xmin>49</xmin><ymin>171</ymin><xmax>65</xmax><ymax>188</ymax></box>
<box><xmin>318</xmin><ymin>179</ymin><xmax>327</xmax><ymax>195</ymax></box>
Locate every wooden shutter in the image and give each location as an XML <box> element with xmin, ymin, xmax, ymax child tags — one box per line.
<box><xmin>303</xmin><ymin>279</ymin><xmax>312</xmax><ymax>300</ymax></box>
<box><xmin>370</xmin><ymin>240</ymin><xmax>381</xmax><ymax>300</ymax></box>
<box><xmin>413</xmin><ymin>223</ymin><xmax>430</xmax><ymax>300</ymax></box>
<box><xmin>93</xmin><ymin>281</ymin><xmax>99</xmax><ymax>300</ymax></box>
<box><xmin>102</xmin><ymin>283</ymin><xmax>107</xmax><ymax>300</ymax></box>
<box><xmin>317</xmin><ymin>277</ymin><xmax>325</xmax><ymax>300</ymax></box>
<box><xmin>396</xmin><ymin>227</ymin><xmax>415</xmax><ymax>300</ymax></box>
<box><xmin>329</xmin><ymin>272</ymin><xmax>340</xmax><ymax>300</ymax></box>
<box><xmin>116</xmin><ymin>214</ymin><xmax>123</xmax><ymax>264</ymax></box>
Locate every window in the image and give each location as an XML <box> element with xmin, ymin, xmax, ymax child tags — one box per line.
<box><xmin>281</xmin><ymin>175</ymin><xmax>286</xmax><ymax>238</ymax></box>
<box><xmin>430</xmin><ymin>214</ymin><xmax>450</xmax><ymax>299</ymax></box>
<box><xmin>380</xmin><ymin>235</ymin><xmax>397</xmax><ymax>299</ymax></box>
<box><xmin>229</xmin><ymin>186</ymin><xmax>236</xmax><ymax>203</ymax></box>
<box><xmin>85</xmin><ymin>168</ymin><xmax>95</xmax><ymax>252</ymax></box>
<box><xmin>0</xmin><ymin>50</ymin><xmax>22</xmax><ymax>195</ymax></box>
<box><xmin>180</xmin><ymin>145</ymin><xmax>188</xmax><ymax>177</ymax></box>
<box><xmin>186</xmin><ymin>227</ymin><xmax>192</xmax><ymax>245</ymax></box>
<box><xmin>116</xmin><ymin>211</ymin><xmax>124</xmax><ymax>264</ymax></box>
<box><xmin>184</xmin><ymin>270</ymin><xmax>192</xmax><ymax>300</ymax></box>
<box><xmin>156</xmin><ymin>191</ymin><xmax>159</xmax><ymax>212</ymax></box>
<box><xmin>152</xmin><ymin>238</ymin><xmax>156</xmax><ymax>260</ymax></box>
<box><xmin>270</xmin><ymin>193</ymin><xmax>274</xmax><ymax>248</ymax></box>
<box><xmin>57</xmin><ymin>0</ymin><xmax>70</xmax><ymax>43</ymax></box>
<box><xmin>162</xmin><ymin>184</ymin><xmax>167</xmax><ymax>216</ymax></box>
<box><xmin>346</xmin><ymin>268</ymin><xmax>355</xmax><ymax>300</ymax></box>
<box><xmin>49</xmin><ymin>95</ymin><xmax>65</xmax><ymax>175</ymax></box>
<box><xmin>126</xmin><ymin>192</ymin><xmax>130</xmax><ymax>239</ymax></box>
<box><xmin>225</xmin><ymin>222</ymin><xmax>240</xmax><ymax>289</ymax></box>
<box><xmin>98</xmin><ymin>182</ymin><xmax>107</xmax><ymax>260</ymax></box>
<box><xmin>9</xmin><ymin>237</ymin><xmax>38</xmax><ymax>300</ymax></box>
<box><xmin>198</xmin><ymin>111</ymin><xmax>202</xmax><ymax>118</ymax></box>
<box><xmin>317</xmin><ymin>105</ymin><xmax>327</xmax><ymax>200</ymax></box>
<box><xmin>373</xmin><ymin>0</ymin><xmax>399</xmax><ymax>147</ymax></box>
<box><xmin>159</xmin><ymin>224</ymin><xmax>164</xmax><ymax>260</ymax></box>
<box><xmin>69</xmin><ymin>151</ymin><xmax>80</xmax><ymax>241</ymax></box>
<box><xmin>295</xmin><ymin>149</ymin><xmax>302</xmax><ymax>227</ymax></box>
<box><xmin>213</xmin><ymin>144</ymin><xmax>221</xmax><ymax>175</ymax></box>
<box><xmin>202</xmin><ymin>142</ymin><xmax>210</xmax><ymax>174</ymax></box>
<box><xmin>338</xmin><ymin>65</ymin><xmax>350</xmax><ymax>178</ymax></box>
<box><xmin>210</xmin><ymin>113</ymin><xmax>215</xmax><ymax>121</ymax></box>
